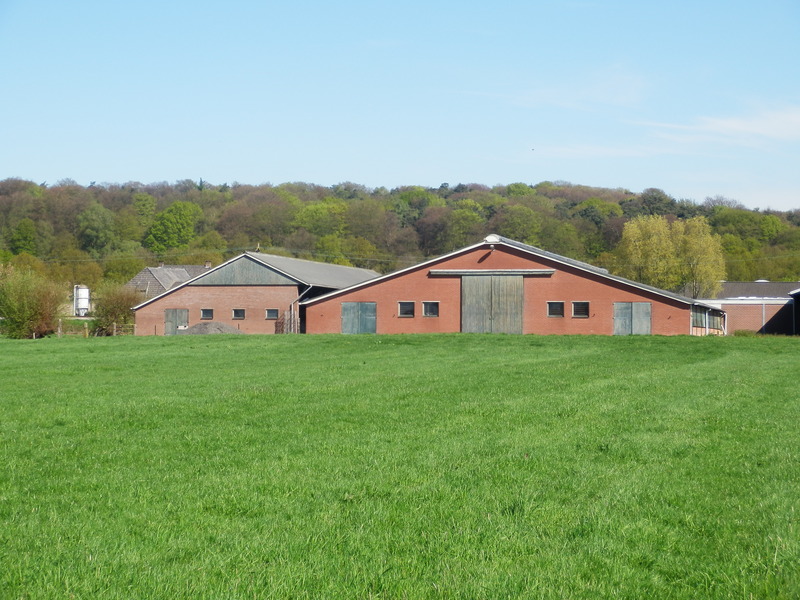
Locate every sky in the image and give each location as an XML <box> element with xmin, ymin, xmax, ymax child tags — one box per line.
<box><xmin>1</xmin><ymin>0</ymin><xmax>799</xmax><ymax>210</ymax></box>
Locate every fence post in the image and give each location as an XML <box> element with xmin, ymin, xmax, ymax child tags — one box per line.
<box><xmin>113</xmin><ymin>322</ymin><xmax>117</xmax><ymax>336</ymax></box>
<box><xmin>58</xmin><ymin>319</ymin><xmax>62</xmax><ymax>338</ymax></box>
<box><xmin>84</xmin><ymin>322</ymin><xmax>89</xmax><ymax>338</ymax></box>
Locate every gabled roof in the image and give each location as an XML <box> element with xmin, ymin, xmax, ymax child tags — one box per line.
<box><xmin>301</xmin><ymin>234</ymin><xmax>719</xmax><ymax>311</ymax></box>
<box><xmin>127</xmin><ymin>264</ymin><xmax>212</xmax><ymax>299</ymax></box>
<box><xmin>133</xmin><ymin>252</ymin><xmax>380</xmax><ymax>311</ymax></box>
<box><xmin>244</xmin><ymin>252</ymin><xmax>380</xmax><ymax>288</ymax></box>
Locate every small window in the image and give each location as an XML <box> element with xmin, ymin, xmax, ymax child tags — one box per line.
<box><xmin>547</xmin><ymin>301</ymin><xmax>564</xmax><ymax>318</ymax></box>
<box><xmin>398</xmin><ymin>301</ymin><xmax>415</xmax><ymax>318</ymax></box>
<box><xmin>572</xmin><ymin>301</ymin><xmax>590</xmax><ymax>318</ymax></box>
<box><xmin>265</xmin><ymin>308</ymin><xmax>279</xmax><ymax>320</ymax></box>
<box><xmin>422</xmin><ymin>301</ymin><xmax>439</xmax><ymax>317</ymax></box>
<box><xmin>200</xmin><ymin>308</ymin><xmax>214</xmax><ymax>320</ymax></box>
<box><xmin>232</xmin><ymin>308</ymin><xmax>246</xmax><ymax>320</ymax></box>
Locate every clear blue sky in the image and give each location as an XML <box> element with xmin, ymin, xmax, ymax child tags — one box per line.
<box><xmin>1</xmin><ymin>0</ymin><xmax>798</xmax><ymax>210</ymax></box>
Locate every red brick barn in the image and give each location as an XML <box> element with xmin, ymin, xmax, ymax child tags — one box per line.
<box><xmin>301</xmin><ymin>235</ymin><xmax>725</xmax><ymax>336</ymax></box>
<box><xmin>132</xmin><ymin>252</ymin><xmax>379</xmax><ymax>335</ymax></box>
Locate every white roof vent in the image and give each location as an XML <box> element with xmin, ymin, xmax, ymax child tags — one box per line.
<box><xmin>484</xmin><ymin>234</ymin><xmax>501</xmax><ymax>244</ymax></box>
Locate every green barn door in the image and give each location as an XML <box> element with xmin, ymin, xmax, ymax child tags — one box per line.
<box><xmin>461</xmin><ymin>275</ymin><xmax>523</xmax><ymax>333</ymax></box>
<box><xmin>614</xmin><ymin>302</ymin><xmax>651</xmax><ymax>335</ymax></box>
<box><xmin>164</xmin><ymin>309</ymin><xmax>189</xmax><ymax>335</ymax></box>
<box><xmin>341</xmin><ymin>302</ymin><xmax>377</xmax><ymax>334</ymax></box>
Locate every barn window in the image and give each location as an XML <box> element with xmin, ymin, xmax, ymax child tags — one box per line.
<box><xmin>200</xmin><ymin>308</ymin><xmax>214</xmax><ymax>320</ymax></box>
<box><xmin>265</xmin><ymin>308</ymin><xmax>279</xmax><ymax>320</ymax></box>
<box><xmin>398</xmin><ymin>301</ymin><xmax>415</xmax><ymax>318</ymax></box>
<box><xmin>422</xmin><ymin>301</ymin><xmax>439</xmax><ymax>317</ymax></box>
<box><xmin>232</xmin><ymin>309</ymin><xmax>246</xmax><ymax>320</ymax></box>
<box><xmin>547</xmin><ymin>301</ymin><xmax>564</xmax><ymax>317</ymax></box>
<box><xmin>572</xmin><ymin>301</ymin><xmax>590</xmax><ymax>318</ymax></box>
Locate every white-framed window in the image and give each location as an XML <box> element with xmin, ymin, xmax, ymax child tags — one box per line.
<box><xmin>572</xmin><ymin>301</ymin><xmax>590</xmax><ymax>318</ymax></box>
<box><xmin>265</xmin><ymin>308</ymin><xmax>279</xmax><ymax>320</ymax></box>
<box><xmin>232</xmin><ymin>308</ymin><xmax>246</xmax><ymax>320</ymax></box>
<box><xmin>398</xmin><ymin>301</ymin><xmax>415</xmax><ymax>318</ymax></box>
<box><xmin>547</xmin><ymin>301</ymin><xmax>564</xmax><ymax>317</ymax></box>
<box><xmin>200</xmin><ymin>308</ymin><xmax>214</xmax><ymax>320</ymax></box>
<box><xmin>422</xmin><ymin>301</ymin><xmax>439</xmax><ymax>317</ymax></box>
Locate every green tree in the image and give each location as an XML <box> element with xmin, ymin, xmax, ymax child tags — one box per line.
<box><xmin>0</xmin><ymin>265</ymin><xmax>64</xmax><ymax>338</ymax></box>
<box><xmin>488</xmin><ymin>204</ymin><xmax>541</xmax><ymax>245</ymax></box>
<box><xmin>613</xmin><ymin>215</ymin><xmax>725</xmax><ymax>296</ymax></box>
<box><xmin>9</xmin><ymin>218</ymin><xmax>37</xmax><ymax>255</ymax></box>
<box><xmin>77</xmin><ymin>202</ymin><xmax>118</xmax><ymax>257</ymax></box>
<box><xmin>291</xmin><ymin>198</ymin><xmax>348</xmax><ymax>237</ymax></box>
<box><xmin>92</xmin><ymin>283</ymin><xmax>143</xmax><ymax>336</ymax></box>
<box><xmin>673</xmin><ymin>217</ymin><xmax>725</xmax><ymax>298</ymax></box>
<box><xmin>143</xmin><ymin>201</ymin><xmax>202</xmax><ymax>254</ymax></box>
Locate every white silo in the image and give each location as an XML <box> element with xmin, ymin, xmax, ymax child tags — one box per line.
<box><xmin>74</xmin><ymin>285</ymin><xmax>90</xmax><ymax>316</ymax></box>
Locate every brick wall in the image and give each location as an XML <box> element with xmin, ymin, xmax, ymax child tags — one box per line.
<box><xmin>134</xmin><ymin>285</ymin><xmax>301</xmax><ymax>335</ymax></box>
<box><xmin>304</xmin><ymin>246</ymin><xmax>693</xmax><ymax>335</ymax></box>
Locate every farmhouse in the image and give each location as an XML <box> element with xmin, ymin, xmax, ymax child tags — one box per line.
<box><xmin>132</xmin><ymin>252</ymin><xmax>379</xmax><ymax>335</ymax></box>
<box><xmin>301</xmin><ymin>235</ymin><xmax>725</xmax><ymax>336</ymax></box>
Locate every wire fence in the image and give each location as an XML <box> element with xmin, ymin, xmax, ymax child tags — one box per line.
<box><xmin>56</xmin><ymin>320</ymin><xmax>135</xmax><ymax>338</ymax></box>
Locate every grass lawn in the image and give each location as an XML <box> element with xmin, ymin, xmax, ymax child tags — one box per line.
<box><xmin>1</xmin><ymin>334</ymin><xmax>798</xmax><ymax>599</ymax></box>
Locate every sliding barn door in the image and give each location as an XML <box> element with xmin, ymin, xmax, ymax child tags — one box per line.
<box><xmin>461</xmin><ymin>275</ymin><xmax>523</xmax><ymax>333</ymax></box>
<box><xmin>341</xmin><ymin>302</ymin><xmax>377</xmax><ymax>334</ymax></box>
<box><xmin>613</xmin><ymin>302</ymin><xmax>652</xmax><ymax>335</ymax></box>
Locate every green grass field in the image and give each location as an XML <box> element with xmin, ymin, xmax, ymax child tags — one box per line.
<box><xmin>1</xmin><ymin>334</ymin><xmax>798</xmax><ymax>599</ymax></box>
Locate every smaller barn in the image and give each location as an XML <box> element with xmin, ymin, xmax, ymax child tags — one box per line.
<box><xmin>127</xmin><ymin>263</ymin><xmax>214</xmax><ymax>300</ymax></box>
<box><xmin>700</xmin><ymin>281</ymin><xmax>799</xmax><ymax>335</ymax></box>
<box><xmin>301</xmin><ymin>235</ymin><xmax>725</xmax><ymax>336</ymax></box>
<box><xmin>132</xmin><ymin>252</ymin><xmax>379</xmax><ymax>335</ymax></box>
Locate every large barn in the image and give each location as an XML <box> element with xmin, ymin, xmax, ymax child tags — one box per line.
<box><xmin>301</xmin><ymin>235</ymin><xmax>725</xmax><ymax>336</ymax></box>
<box><xmin>132</xmin><ymin>252</ymin><xmax>379</xmax><ymax>335</ymax></box>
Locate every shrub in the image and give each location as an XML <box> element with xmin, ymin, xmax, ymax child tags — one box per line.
<box><xmin>0</xmin><ymin>266</ymin><xmax>65</xmax><ymax>339</ymax></box>
<box><xmin>92</xmin><ymin>284</ymin><xmax>143</xmax><ymax>335</ymax></box>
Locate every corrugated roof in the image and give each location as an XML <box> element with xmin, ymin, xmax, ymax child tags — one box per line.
<box><xmin>489</xmin><ymin>235</ymin><xmax>716</xmax><ymax>309</ymax></box>
<box><xmin>245</xmin><ymin>252</ymin><xmax>380</xmax><ymax>288</ymax></box>
<box><xmin>714</xmin><ymin>281</ymin><xmax>800</xmax><ymax>299</ymax></box>
<box><xmin>127</xmin><ymin>265</ymin><xmax>212</xmax><ymax>299</ymax></box>
<box><xmin>132</xmin><ymin>252</ymin><xmax>380</xmax><ymax>310</ymax></box>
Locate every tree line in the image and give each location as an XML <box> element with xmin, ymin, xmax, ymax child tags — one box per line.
<box><xmin>1</xmin><ymin>177</ymin><xmax>799</xmax><ymax>301</ymax></box>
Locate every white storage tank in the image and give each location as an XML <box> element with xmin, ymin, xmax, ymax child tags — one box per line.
<box><xmin>74</xmin><ymin>285</ymin><xmax>90</xmax><ymax>316</ymax></box>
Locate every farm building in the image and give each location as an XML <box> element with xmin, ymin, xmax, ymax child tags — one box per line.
<box><xmin>127</xmin><ymin>262</ymin><xmax>215</xmax><ymax>300</ymax></box>
<box><xmin>132</xmin><ymin>252</ymin><xmax>379</xmax><ymax>335</ymax></box>
<box><xmin>700</xmin><ymin>281</ymin><xmax>799</xmax><ymax>335</ymax></box>
<box><xmin>301</xmin><ymin>235</ymin><xmax>725</xmax><ymax>336</ymax></box>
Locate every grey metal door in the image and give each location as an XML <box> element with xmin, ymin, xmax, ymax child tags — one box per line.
<box><xmin>614</xmin><ymin>302</ymin><xmax>651</xmax><ymax>335</ymax></box>
<box><xmin>461</xmin><ymin>275</ymin><xmax>523</xmax><ymax>333</ymax></box>
<box><xmin>341</xmin><ymin>302</ymin><xmax>377</xmax><ymax>334</ymax></box>
<box><xmin>164</xmin><ymin>309</ymin><xmax>189</xmax><ymax>335</ymax></box>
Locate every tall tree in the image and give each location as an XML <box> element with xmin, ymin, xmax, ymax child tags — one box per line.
<box><xmin>673</xmin><ymin>217</ymin><xmax>725</xmax><ymax>298</ymax></box>
<box><xmin>143</xmin><ymin>201</ymin><xmax>202</xmax><ymax>255</ymax></box>
<box><xmin>77</xmin><ymin>203</ymin><xmax>118</xmax><ymax>257</ymax></box>
<box><xmin>613</xmin><ymin>215</ymin><xmax>725</xmax><ymax>297</ymax></box>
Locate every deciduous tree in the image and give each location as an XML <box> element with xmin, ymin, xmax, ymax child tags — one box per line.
<box><xmin>0</xmin><ymin>265</ymin><xmax>64</xmax><ymax>338</ymax></box>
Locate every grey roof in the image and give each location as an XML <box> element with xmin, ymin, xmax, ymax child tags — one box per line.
<box><xmin>490</xmin><ymin>235</ymin><xmax>718</xmax><ymax>310</ymax></box>
<box><xmin>303</xmin><ymin>234</ymin><xmax>720</xmax><ymax>311</ymax></box>
<box><xmin>713</xmin><ymin>281</ymin><xmax>800</xmax><ymax>299</ymax></box>
<box><xmin>245</xmin><ymin>252</ymin><xmax>380</xmax><ymax>288</ymax></box>
<box><xmin>133</xmin><ymin>252</ymin><xmax>380</xmax><ymax>310</ymax></box>
<box><xmin>127</xmin><ymin>264</ymin><xmax>212</xmax><ymax>299</ymax></box>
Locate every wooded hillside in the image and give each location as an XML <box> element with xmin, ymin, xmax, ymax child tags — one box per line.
<box><xmin>1</xmin><ymin>178</ymin><xmax>798</xmax><ymax>292</ymax></box>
